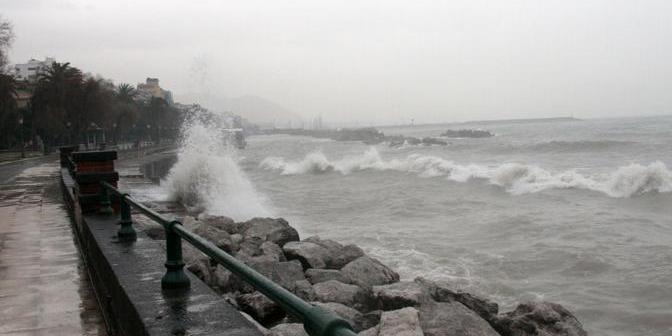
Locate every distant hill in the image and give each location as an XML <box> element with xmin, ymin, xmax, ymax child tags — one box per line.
<box><xmin>226</xmin><ymin>95</ymin><xmax>302</xmax><ymax>125</ymax></box>
<box><xmin>174</xmin><ymin>93</ymin><xmax>302</xmax><ymax>126</ymax></box>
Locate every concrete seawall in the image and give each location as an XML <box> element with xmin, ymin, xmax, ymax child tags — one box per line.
<box><xmin>60</xmin><ymin>166</ymin><xmax>262</xmax><ymax>336</ymax></box>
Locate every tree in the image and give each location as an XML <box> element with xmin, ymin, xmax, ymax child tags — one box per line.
<box><xmin>31</xmin><ymin>62</ymin><xmax>83</xmax><ymax>145</ymax></box>
<box><xmin>0</xmin><ymin>73</ymin><xmax>18</xmax><ymax>147</ymax></box>
<box><xmin>113</xmin><ymin>83</ymin><xmax>139</xmax><ymax>143</ymax></box>
<box><xmin>0</xmin><ymin>16</ymin><xmax>14</xmax><ymax>73</ymax></box>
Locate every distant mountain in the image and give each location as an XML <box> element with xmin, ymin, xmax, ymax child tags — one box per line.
<box><xmin>175</xmin><ymin>93</ymin><xmax>302</xmax><ymax>126</ymax></box>
<box><xmin>226</xmin><ymin>95</ymin><xmax>302</xmax><ymax>125</ymax></box>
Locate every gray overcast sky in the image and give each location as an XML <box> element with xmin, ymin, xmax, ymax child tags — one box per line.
<box><xmin>3</xmin><ymin>0</ymin><xmax>672</xmax><ymax>124</ymax></box>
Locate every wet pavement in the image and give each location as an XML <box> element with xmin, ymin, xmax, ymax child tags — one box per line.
<box><xmin>0</xmin><ymin>160</ymin><xmax>107</xmax><ymax>335</ymax></box>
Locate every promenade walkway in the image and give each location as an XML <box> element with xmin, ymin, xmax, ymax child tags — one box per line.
<box><xmin>0</xmin><ymin>160</ymin><xmax>107</xmax><ymax>335</ymax></box>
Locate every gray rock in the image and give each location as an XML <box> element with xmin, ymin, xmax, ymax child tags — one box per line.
<box><xmin>379</xmin><ymin>307</ymin><xmax>424</xmax><ymax>336</ymax></box>
<box><xmin>341</xmin><ymin>256</ymin><xmax>400</xmax><ymax>289</ymax></box>
<box><xmin>183</xmin><ymin>244</ymin><xmax>212</xmax><ymax>284</ymax></box>
<box><xmin>305</xmin><ymin>269</ymin><xmax>351</xmax><ymax>285</ymax></box>
<box><xmin>238</xmin><ymin>237</ymin><xmax>264</xmax><ymax>257</ymax></box>
<box><xmin>313</xmin><ymin>280</ymin><xmax>373</xmax><ymax>312</ymax></box>
<box><xmin>238</xmin><ymin>291</ymin><xmax>284</xmax><ymax>324</ymax></box>
<box><xmin>192</xmin><ymin>222</ymin><xmax>236</xmax><ymax>253</ymax></box>
<box><xmin>242</xmin><ymin>217</ymin><xmax>300</xmax><ymax>247</ymax></box>
<box><xmin>212</xmin><ymin>264</ymin><xmax>233</xmax><ymax>292</ymax></box>
<box><xmin>283</xmin><ymin>241</ymin><xmax>331</xmax><ymax>270</ymax></box>
<box><xmin>270</xmin><ymin>323</ymin><xmax>308</xmax><ymax>336</ymax></box>
<box><xmin>231</xmin><ymin>233</ymin><xmax>244</xmax><ymax>245</ymax></box>
<box><xmin>248</xmin><ymin>259</ymin><xmax>306</xmax><ymax>290</ymax></box>
<box><xmin>416</xmin><ymin>277</ymin><xmax>498</xmax><ymax>323</ymax></box>
<box><xmin>358</xmin><ymin>326</ymin><xmax>379</xmax><ymax>336</ymax></box>
<box><xmin>360</xmin><ymin>311</ymin><xmax>382</xmax><ymax>331</ymax></box>
<box><xmin>200</xmin><ymin>214</ymin><xmax>240</xmax><ymax>234</ymax></box>
<box><xmin>332</xmin><ymin>244</ymin><xmax>365</xmax><ymax>269</ymax></box>
<box><xmin>186</xmin><ymin>258</ymin><xmax>212</xmax><ymax>285</ymax></box>
<box><xmin>419</xmin><ymin>301</ymin><xmax>499</xmax><ymax>336</ymax></box>
<box><xmin>311</xmin><ymin>302</ymin><xmax>362</xmax><ymax>331</ymax></box>
<box><xmin>373</xmin><ymin>281</ymin><xmax>430</xmax><ymax>310</ymax></box>
<box><xmin>493</xmin><ymin>301</ymin><xmax>587</xmax><ymax>336</ymax></box>
<box><xmin>292</xmin><ymin>280</ymin><xmax>316</xmax><ymax>301</ymax></box>
<box><xmin>261</xmin><ymin>241</ymin><xmax>287</xmax><ymax>262</ymax></box>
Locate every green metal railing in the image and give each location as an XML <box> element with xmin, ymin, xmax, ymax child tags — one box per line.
<box><xmin>99</xmin><ymin>181</ymin><xmax>356</xmax><ymax>336</ymax></box>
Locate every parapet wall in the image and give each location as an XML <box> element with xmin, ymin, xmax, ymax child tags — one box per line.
<box><xmin>59</xmin><ymin>147</ymin><xmax>261</xmax><ymax>336</ymax></box>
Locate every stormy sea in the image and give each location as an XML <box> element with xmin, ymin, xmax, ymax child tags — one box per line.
<box><xmin>145</xmin><ymin>116</ymin><xmax>672</xmax><ymax>336</ymax></box>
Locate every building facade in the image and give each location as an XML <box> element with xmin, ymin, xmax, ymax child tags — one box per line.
<box><xmin>136</xmin><ymin>77</ymin><xmax>173</xmax><ymax>104</ymax></box>
<box><xmin>12</xmin><ymin>57</ymin><xmax>55</xmax><ymax>82</ymax></box>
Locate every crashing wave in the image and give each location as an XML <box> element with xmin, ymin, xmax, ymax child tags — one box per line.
<box><xmin>164</xmin><ymin>118</ymin><xmax>271</xmax><ymax>221</ymax></box>
<box><xmin>259</xmin><ymin>148</ymin><xmax>672</xmax><ymax>198</ymax></box>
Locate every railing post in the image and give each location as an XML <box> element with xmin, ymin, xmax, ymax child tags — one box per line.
<box><xmin>117</xmin><ymin>195</ymin><xmax>137</xmax><ymax>241</ymax></box>
<box><xmin>161</xmin><ymin>221</ymin><xmax>190</xmax><ymax>290</ymax></box>
<box><xmin>99</xmin><ymin>186</ymin><xmax>114</xmax><ymax>215</ymax></box>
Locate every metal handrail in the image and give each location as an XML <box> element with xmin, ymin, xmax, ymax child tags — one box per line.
<box><xmin>99</xmin><ymin>181</ymin><xmax>356</xmax><ymax>336</ymax></box>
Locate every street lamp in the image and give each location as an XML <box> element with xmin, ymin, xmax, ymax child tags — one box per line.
<box><xmin>66</xmin><ymin>121</ymin><xmax>72</xmax><ymax>145</ymax></box>
<box><xmin>112</xmin><ymin>122</ymin><xmax>117</xmax><ymax>145</ymax></box>
<box><xmin>18</xmin><ymin>116</ymin><xmax>25</xmax><ymax>159</ymax></box>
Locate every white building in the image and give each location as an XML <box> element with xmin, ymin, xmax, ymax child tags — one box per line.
<box><xmin>12</xmin><ymin>57</ymin><xmax>56</xmax><ymax>82</ymax></box>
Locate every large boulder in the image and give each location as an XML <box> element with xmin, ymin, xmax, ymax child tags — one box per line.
<box><xmin>311</xmin><ymin>302</ymin><xmax>362</xmax><ymax>331</ymax></box>
<box><xmin>378</xmin><ymin>307</ymin><xmax>424</xmax><ymax>336</ymax></box>
<box><xmin>373</xmin><ymin>281</ymin><xmax>430</xmax><ymax>310</ymax></box>
<box><xmin>416</xmin><ymin>277</ymin><xmax>498</xmax><ymax>323</ymax></box>
<box><xmin>358</xmin><ymin>326</ymin><xmax>379</xmax><ymax>336</ymax></box>
<box><xmin>333</xmin><ymin>244</ymin><xmax>366</xmax><ymax>269</ymax></box>
<box><xmin>419</xmin><ymin>301</ymin><xmax>499</xmax><ymax>336</ymax></box>
<box><xmin>270</xmin><ymin>323</ymin><xmax>308</xmax><ymax>336</ymax></box>
<box><xmin>192</xmin><ymin>222</ymin><xmax>237</xmax><ymax>253</ymax></box>
<box><xmin>305</xmin><ymin>269</ymin><xmax>351</xmax><ymax>285</ymax></box>
<box><xmin>183</xmin><ymin>244</ymin><xmax>213</xmax><ymax>285</ymax></box>
<box><xmin>241</xmin><ymin>217</ymin><xmax>300</xmax><ymax>247</ymax></box>
<box><xmin>493</xmin><ymin>301</ymin><xmax>587</xmax><ymax>336</ymax></box>
<box><xmin>341</xmin><ymin>256</ymin><xmax>400</xmax><ymax>289</ymax></box>
<box><xmin>237</xmin><ymin>291</ymin><xmax>285</xmax><ymax>324</ymax></box>
<box><xmin>313</xmin><ymin>280</ymin><xmax>373</xmax><ymax>312</ymax></box>
<box><xmin>309</xmin><ymin>302</ymin><xmax>379</xmax><ymax>332</ymax></box>
<box><xmin>260</xmin><ymin>241</ymin><xmax>287</xmax><ymax>262</ymax></box>
<box><xmin>248</xmin><ymin>259</ymin><xmax>306</xmax><ymax>290</ymax></box>
<box><xmin>283</xmin><ymin>241</ymin><xmax>332</xmax><ymax>270</ymax></box>
<box><xmin>292</xmin><ymin>280</ymin><xmax>316</xmax><ymax>301</ymax></box>
<box><xmin>303</xmin><ymin>236</ymin><xmax>366</xmax><ymax>269</ymax></box>
<box><xmin>199</xmin><ymin>214</ymin><xmax>241</xmax><ymax>234</ymax></box>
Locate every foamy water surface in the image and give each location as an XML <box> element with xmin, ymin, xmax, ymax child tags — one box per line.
<box><xmin>145</xmin><ymin>116</ymin><xmax>672</xmax><ymax>336</ymax></box>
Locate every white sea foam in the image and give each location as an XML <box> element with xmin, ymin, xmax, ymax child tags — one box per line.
<box><xmin>260</xmin><ymin>148</ymin><xmax>672</xmax><ymax>198</ymax></box>
<box><xmin>164</xmin><ymin>118</ymin><xmax>271</xmax><ymax>221</ymax></box>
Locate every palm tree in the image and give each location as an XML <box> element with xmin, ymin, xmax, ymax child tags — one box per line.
<box><xmin>115</xmin><ymin>83</ymin><xmax>137</xmax><ymax>104</ymax></box>
<box><xmin>32</xmin><ymin>62</ymin><xmax>83</xmax><ymax>146</ymax></box>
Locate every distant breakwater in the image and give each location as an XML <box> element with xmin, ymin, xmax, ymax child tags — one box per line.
<box><xmin>263</xmin><ymin>128</ymin><xmax>450</xmax><ymax>147</ymax></box>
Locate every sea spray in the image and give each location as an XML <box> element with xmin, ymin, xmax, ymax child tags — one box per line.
<box><xmin>260</xmin><ymin>147</ymin><xmax>672</xmax><ymax>198</ymax></box>
<box><xmin>164</xmin><ymin>116</ymin><xmax>271</xmax><ymax>221</ymax></box>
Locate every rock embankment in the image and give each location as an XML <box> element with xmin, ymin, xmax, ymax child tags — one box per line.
<box><xmin>140</xmin><ymin>216</ymin><xmax>586</xmax><ymax>336</ymax></box>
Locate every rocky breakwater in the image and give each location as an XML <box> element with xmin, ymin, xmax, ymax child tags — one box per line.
<box><xmin>140</xmin><ymin>216</ymin><xmax>586</xmax><ymax>336</ymax></box>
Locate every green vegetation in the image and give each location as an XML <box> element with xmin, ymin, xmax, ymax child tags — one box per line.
<box><xmin>0</xmin><ymin>17</ymin><xmax>182</xmax><ymax>151</ymax></box>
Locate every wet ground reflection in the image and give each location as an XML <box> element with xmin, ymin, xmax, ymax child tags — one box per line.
<box><xmin>0</xmin><ymin>161</ymin><xmax>107</xmax><ymax>335</ymax></box>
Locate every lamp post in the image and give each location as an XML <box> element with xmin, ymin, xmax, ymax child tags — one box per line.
<box><xmin>112</xmin><ymin>123</ymin><xmax>117</xmax><ymax>145</ymax></box>
<box><xmin>18</xmin><ymin>116</ymin><xmax>25</xmax><ymax>159</ymax></box>
<box><xmin>66</xmin><ymin>121</ymin><xmax>72</xmax><ymax>145</ymax></box>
